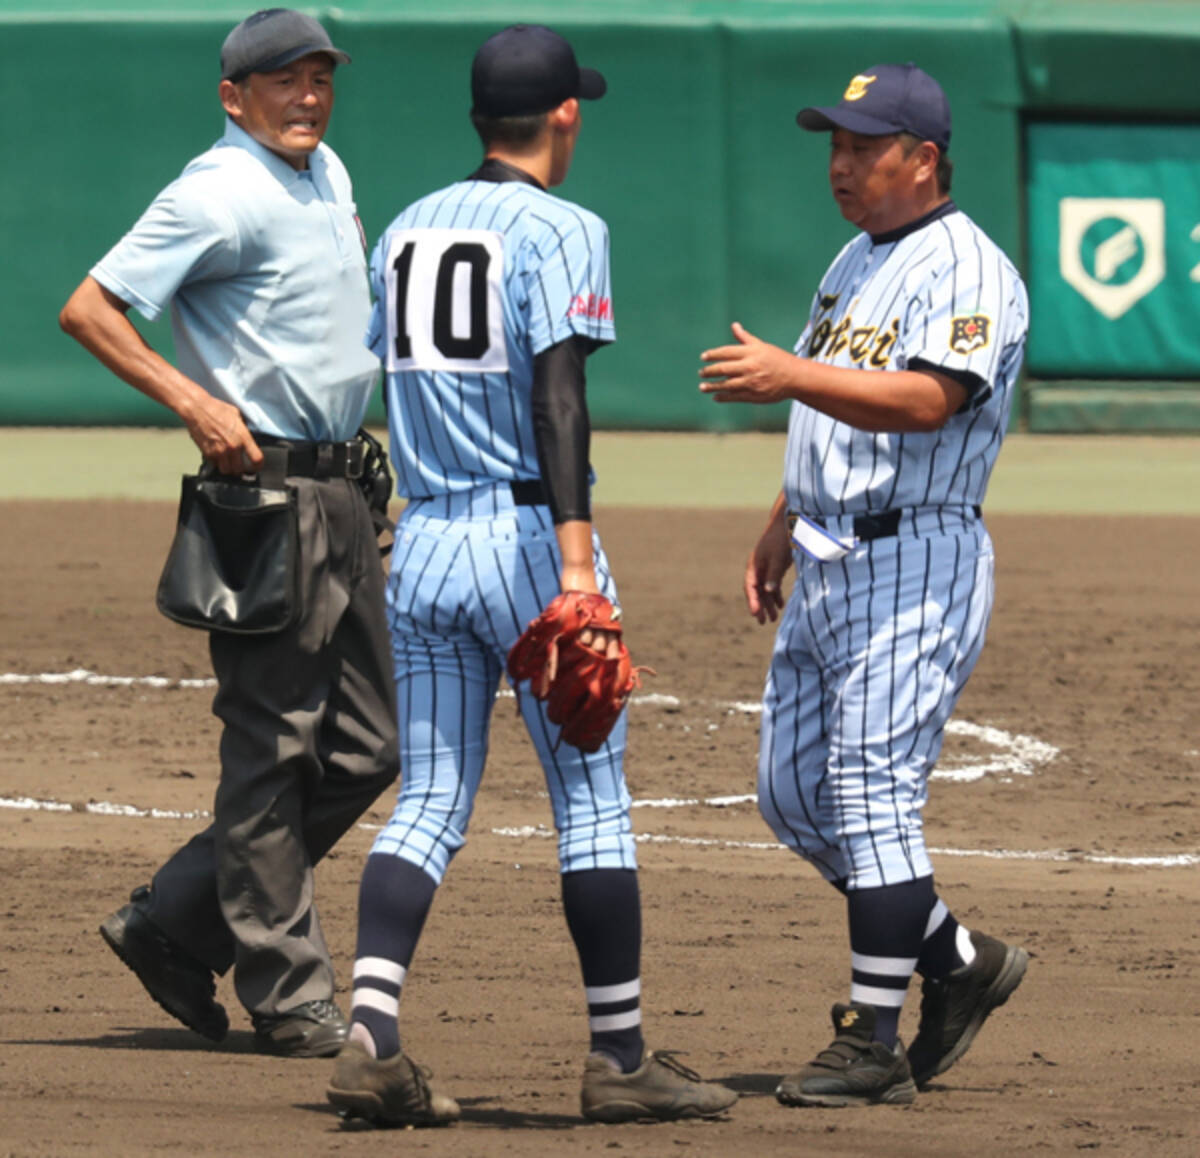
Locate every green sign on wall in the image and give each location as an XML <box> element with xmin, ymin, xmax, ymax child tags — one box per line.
<box><xmin>1026</xmin><ymin>122</ymin><xmax>1200</xmax><ymax>377</ymax></box>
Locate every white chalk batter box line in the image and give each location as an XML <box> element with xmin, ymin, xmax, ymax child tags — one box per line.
<box><xmin>3</xmin><ymin>669</ymin><xmax>1191</xmax><ymax>867</ymax></box>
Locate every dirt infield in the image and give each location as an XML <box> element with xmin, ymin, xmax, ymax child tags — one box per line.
<box><xmin>1</xmin><ymin>502</ymin><xmax>1196</xmax><ymax>1157</ymax></box>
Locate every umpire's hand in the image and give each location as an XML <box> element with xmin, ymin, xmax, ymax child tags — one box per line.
<box><xmin>184</xmin><ymin>393</ymin><xmax>264</xmax><ymax>476</ymax></box>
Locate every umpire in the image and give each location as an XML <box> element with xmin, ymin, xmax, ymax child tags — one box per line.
<box><xmin>59</xmin><ymin>9</ymin><xmax>397</xmax><ymax>1057</ymax></box>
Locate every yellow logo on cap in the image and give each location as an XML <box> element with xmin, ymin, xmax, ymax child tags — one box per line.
<box><xmin>843</xmin><ymin>74</ymin><xmax>877</xmax><ymax>102</ymax></box>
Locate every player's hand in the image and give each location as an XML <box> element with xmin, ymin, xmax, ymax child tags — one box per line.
<box><xmin>183</xmin><ymin>393</ymin><xmax>264</xmax><ymax>475</ymax></box>
<box><xmin>745</xmin><ymin>513</ymin><xmax>792</xmax><ymax>624</ymax></box>
<box><xmin>559</xmin><ymin>563</ymin><xmax>622</xmax><ymax>659</ymax></box>
<box><xmin>699</xmin><ymin>322</ymin><xmax>799</xmax><ymax>404</ymax></box>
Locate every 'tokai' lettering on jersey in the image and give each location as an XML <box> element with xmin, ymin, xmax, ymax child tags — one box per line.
<box><xmin>568</xmin><ymin>293</ymin><xmax>612</xmax><ymax>321</ymax></box>
<box><xmin>809</xmin><ymin>314</ymin><xmax>899</xmax><ymax>368</ymax></box>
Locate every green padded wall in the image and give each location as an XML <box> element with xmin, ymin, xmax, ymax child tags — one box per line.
<box><xmin>5</xmin><ymin>1</ymin><xmax>1199</xmax><ymax>431</ymax></box>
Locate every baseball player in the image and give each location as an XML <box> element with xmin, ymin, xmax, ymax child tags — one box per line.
<box><xmin>324</xmin><ymin>24</ymin><xmax>737</xmax><ymax>1127</ymax></box>
<box><xmin>699</xmin><ymin>64</ymin><xmax>1030</xmax><ymax>1106</ymax></box>
<box><xmin>59</xmin><ymin>9</ymin><xmax>397</xmax><ymax>1057</ymax></box>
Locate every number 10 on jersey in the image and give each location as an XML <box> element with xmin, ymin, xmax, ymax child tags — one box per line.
<box><xmin>384</xmin><ymin>228</ymin><xmax>509</xmax><ymax>374</ymax></box>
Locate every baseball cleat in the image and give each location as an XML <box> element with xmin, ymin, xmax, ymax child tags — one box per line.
<box><xmin>252</xmin><ymin>998</ymin><xmax>348</xmax><ymax>1058</ymax></box>
<box><xmin>99</xmin><ymin>888</ymin><xmax>229</xmax><ymax>1042</ymax></box>
<box><xmin>776</xmin><ymin>1003</ymin><xmax>916</xmax><ymax>1108</ymax></box>
<box><xmin>326</xmin><ymin>1041</ymin><xmax>460</xmax><ymax>1127</ymax></box>
<box><xmin>580</xmin><ymin>1049</ymin><xmax>738</xmax><ymax>1123</ymax></box>
<box><xmin>907</xmin><ymin>930</ymin><xmax>1029</xmax><ymax>1088</ymax></box>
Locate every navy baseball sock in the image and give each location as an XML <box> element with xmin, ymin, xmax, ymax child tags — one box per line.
<box><xmin>846</xmin><ymin>876</ymin><xmax>936</xmax><ymax>1047</ymax></box>
<box><xmin>562</xmin><ymin>868</ymin><xmax>645</xmax><ymax>1073</ymax></box>
<box><xmin>349</xmin><ymin>854</ymin><xmax>439</xmax><ymax>1059</ymax></box>
<box><xmin>916</xmin><ymin>894</ymin><xmax>976</xmax><ymax>979</ymax></box>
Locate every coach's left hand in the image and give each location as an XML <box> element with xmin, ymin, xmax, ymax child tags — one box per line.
<box><xmin>699</xmin><ymin>322</ymin><xmax>798</xmax><ymax>404</ymax></box>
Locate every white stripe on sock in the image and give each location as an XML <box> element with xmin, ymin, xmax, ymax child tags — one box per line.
<box><xmin>352</xmin><ymin>988</ymin><xmax>400</xmax><ymax>1017</ymax></box>
<box><xmin>354</xmin><ymin>957</ymin><xmax>407</xmax><ymax>985</ymax></box>
<box><xmin>585</xmin><ymin>979</ymin><xmax>641</xmax><ymax>1005</ymax></box>
<box><xmin>956</xmin><ymin>924</ymin><xmax>977</xmax><ymax>966</ymax></box>
<box><xmin>850</xmin><ymin>983</ymin><xmax>908</xmax><ymax>1008</ymax></box>
<box><xmin>851</xmin><ymin>951</ymin><xmax>918</xmax><ymax>976</ymax></box>
<box><xmin>923</xmin><ymin>899</ymin><xmax>950</xmax><ymax>939</ymax></box>
<box><xmin>590</xmin><ymin>1009</ymin><xmax>643</xmax><ymax>1032</ymax></box>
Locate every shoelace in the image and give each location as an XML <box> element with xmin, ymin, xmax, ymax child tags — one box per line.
<box><xmin>650</xmin><ymin>1050</ymin><xmax>705</xmax><ymax>1082</ymax></box>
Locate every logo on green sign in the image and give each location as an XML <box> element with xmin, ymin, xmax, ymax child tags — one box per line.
<box><xmin>1059</xmin><ymin>197</ymin><xmax>1165</xmax><ymax>320</ymax></box>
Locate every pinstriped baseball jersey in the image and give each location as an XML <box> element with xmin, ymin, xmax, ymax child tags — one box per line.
<box><xmin>366</xmin><ymin>168</ymin><xmax>635</xmax><ymax>882</ymax></box>
<box><xmin>758</xmin><ymin>200</ymin><xmax>1028</xmax><ymax>891</ymax></box>
<box><xmin>365</xmin><ymin>178</ymin><xmax>615</xmax><ymax>499</ymax></box>
<box><xmin>783</xmin><ymin>205</ymin><xmax>1028</xmax><ymax>516</ymax></box>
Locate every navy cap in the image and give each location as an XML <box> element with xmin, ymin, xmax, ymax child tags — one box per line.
<box><xmin>472</xmin><ymin>24</ymin><xmax>606</xmax><ymax>117</ymax></box>
<box><xmin>221</xmin><ymin>8</ymin><xmax>350</xmax><ymax>83</ymax></box>
<box><xmin>797</xmin><ymin>63</ymin><xmax>951</xmax><ymax>152</ymax></box>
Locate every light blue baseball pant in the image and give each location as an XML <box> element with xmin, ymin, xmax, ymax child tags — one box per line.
<box><xmin>758</xmin><ymin>507</ymin><xmax>994</xmax><ymax>890</ymax></box>
<box><xmin>371</xmin><ymin>482</ymin><xmax>637</xmax><ymax>882</ymax></box>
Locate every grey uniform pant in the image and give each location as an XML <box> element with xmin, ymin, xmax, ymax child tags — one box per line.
<box><xmin>141</xmin><ymin>475</ymin><xmax>398</xmax><ymax>1017</ymax></box>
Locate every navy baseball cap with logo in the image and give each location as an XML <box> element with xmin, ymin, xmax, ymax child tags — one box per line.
<box><xmin>221</xmin><ymin>8</ymin><xmax>351</xmax><ymax>83</ymax></box>
<box><xmin>797</xmin><ymin>63</ymin><xmax>951</xmax><ymax>152</ymax></box>
<box><xmin>471</xmin><ymin>24</ymin><xmax>606</xmax><ymax>117</ymax></box>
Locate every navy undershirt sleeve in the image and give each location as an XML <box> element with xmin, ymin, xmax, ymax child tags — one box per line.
<box><xmin>531</xmin><ymin>335</ymin><xmax>592</xmax><ymax>525</ymax></box>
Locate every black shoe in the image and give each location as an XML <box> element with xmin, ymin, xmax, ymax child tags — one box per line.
<box><xmin>254</xmin><ymin>999</ymin><xmax>347</xmax><ymax>1058</ymax></box>
<box><xmin>776</xmin><ymin>1003</ymin><xmax>916</xmax><ymax>1108</ymax></box>
<box><xmin>99</xmin><ymin>886</ymin><xmax>229</xmax><ymax>1042</ymax></box>
<box><xmin>908</xmin><ymin>930</ymin><xmax>1029</xmax><ymax>1088</ymax></box>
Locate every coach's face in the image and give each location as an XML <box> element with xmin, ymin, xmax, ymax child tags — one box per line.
<box><xmin>219</xmin><ymin>53</ymin><xmax>336</xmax><ymax>170</ymax></box>
<box><xmin>828</xmin><ymin>128</ymin><xmax>926</xmax><ymax>234</ymax></box>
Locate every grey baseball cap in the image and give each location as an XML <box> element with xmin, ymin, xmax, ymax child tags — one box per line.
<box><xmin>221</xmin><ymin>8</ymin><xmax>350</xmax><ymax>83</ymax></box>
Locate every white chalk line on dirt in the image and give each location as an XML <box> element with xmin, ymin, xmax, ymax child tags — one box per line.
<box><xmin>2</xmin><ymin>669</ymin><xmax>1058</xmax><ymax>782</ymax></box>
<box><xmin>1</xmin><ymin>792</ymin><xmax>1194</xmax><ymax>870</ymax></box>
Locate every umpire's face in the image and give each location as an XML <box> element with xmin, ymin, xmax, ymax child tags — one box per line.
<box><xmin>219</xmin><ymin>52</ymin><xmax>336</xmax><ymax>171</ymax></box>
<box><xmin>828</xmin><ymin>128</ymin><xmax>934</xmax><ymax>235</ymax></box>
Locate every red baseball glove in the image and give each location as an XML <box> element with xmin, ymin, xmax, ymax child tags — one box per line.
<box><xmin>507</xmin><ymin>591</ymin><xmax>649</xmax><ymax>753</ymax></box>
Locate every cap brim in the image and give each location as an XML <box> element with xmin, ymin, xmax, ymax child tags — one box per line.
<box><xmin>579</xmin><ymin>67</ymin><xmax>607</xmax><ymax>100</ymax></box>
<box><xmin>796</xmin><ymin>105</ymin><xmax>901</xmax><ymax>136</ymax></box>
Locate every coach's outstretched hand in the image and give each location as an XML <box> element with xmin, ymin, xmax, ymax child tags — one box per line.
<box><xmin>699</xmin><ymin>322</ymin><xmax>798</xmax><ymax>404</ymax></box>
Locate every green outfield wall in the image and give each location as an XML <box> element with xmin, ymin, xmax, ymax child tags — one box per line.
<box><xmin>4</xmin><ymin>1</ymin><xmax>1199</xmax><ymax>432</ymax></box>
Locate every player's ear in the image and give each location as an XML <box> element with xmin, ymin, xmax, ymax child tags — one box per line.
<box><xmin>914</xmin><ymin>141</ymin><xmax>940</xmax><ymax>184</ymax></box>
<box><xmin>549</xmin><ymin>97</ymin><xmax>581</xmax><ymax>132</ymax></box>
<box><xmin>219</xmin><ymin>78</ymin><xmax>245</xmax><ymax>119</ymax></box>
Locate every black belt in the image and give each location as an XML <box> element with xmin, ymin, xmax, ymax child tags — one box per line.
<box><xmin>254</xmin><ymin>435</ymin><xmax>365</xmax><ymax>480</ymax></box>
<box><xmin>790</xmin><ymin>505</ymin><xmax>982</xmax><ymax>542</ymax></box>
<box><xmin>509</xmin><ymin>478</ymin><xmax>548</xmax><ymax>506</ymax></box>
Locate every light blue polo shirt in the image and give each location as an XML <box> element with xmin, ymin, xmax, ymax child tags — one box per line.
<box><xmin>92</xmin><ymin>119</ymin><xmax>379</xmax><ymax>441</ymax></box>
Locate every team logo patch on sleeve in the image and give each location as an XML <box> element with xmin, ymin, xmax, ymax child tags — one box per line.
<box><xmin>949</xmin><ymin>314</ymin><xmax>991</xmax><ymax>355</ymax></box>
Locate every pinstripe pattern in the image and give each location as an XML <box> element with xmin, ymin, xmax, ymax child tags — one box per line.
<box><xmin>372</xmin><ymin>484</ymin><xmax>634</xmax><ymax>881</ymax></box>
<box><xmin>758</xmin><ymin>205</ymin><xmax>1025</xmax><ymax>891</ymax></box>
<box><xmin>759</xmin><ymin>479</ymin><xmax>998</xmax><ymax>889</ymax></box>
<box><xmin>365</xmin><ymin>179</ymin><xmax>615</xmax><ymax>500</ymax></box>
<box><xmin>365</xmin><ymin>173</ymin><xmax>632</xmax><ymax>883</ymax></box>
<box><xmin>783</xmin><ymin>208</ymin><xmax>1028</xmax><ymax>518</ymax></box>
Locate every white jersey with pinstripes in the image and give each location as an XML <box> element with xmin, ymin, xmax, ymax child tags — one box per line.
<box><xmin>366</xmin><ymin>177</ymin><xmax>615</xmax><ymax>498</ymax></box>
<box><xmin>782</xmin><ymin>205</ymin><xmax>1028</xmax><ymax>516</ymax></box>
<box><xmin>757</xmin><ymin>203</ymin><xmax>1028</xmax><ymax>891</ymax></box>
